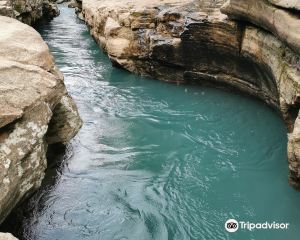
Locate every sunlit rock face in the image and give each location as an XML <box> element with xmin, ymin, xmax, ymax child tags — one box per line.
<box><xmin>0</xmin><ymin>16</ymin><xmax>82</xmax><ymax>223</ymax></box>
<box><xmin>0</xmin><ymin>0</ymin><xmax>59</xmax><ymax>25</ymax></box>
<box><xmin>0</xmin><ymin>232</ymin><xmax>18</xmax><ymax>240</ymax></box>
<box><xmin>81</xmin><ymin>0</ymin><xmax>300</xmax><ymax>187</ymax></box>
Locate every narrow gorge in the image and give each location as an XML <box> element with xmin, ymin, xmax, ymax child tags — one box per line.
<box><xmin>0</xmin><ymin>0</ymin><xmax>300</xmax><ymax>239</ymax></box>
<box><xmin>81</xmin><ymin>0</ymin><xmax>300</xmax><ymax>187</ymax></box>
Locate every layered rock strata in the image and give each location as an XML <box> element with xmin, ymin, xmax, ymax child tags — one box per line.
<box><xmin>0</xmin><ymin>0</ymin><xmax>59</xmax><ymax>25</ymax></box>
<box><xmin>81</xmin><ymin>0</ymin><xmax>300</xmax><ymax>187</ymax></box>
<box><xmin>222</xmin><ymin>0</ymin><xmax>300</xmax><ymax>54</ymax></box>
<box><xmin>0</xmin><ymin>16</ymin><xmax>82</xmax><ymax>223</ymax></box>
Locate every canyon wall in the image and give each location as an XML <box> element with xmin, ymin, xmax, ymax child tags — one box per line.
<box><xmin>0</xmin><ymin>0</ymin><xmax>59</xmax><ymax>25</ymax></box>
<box><xmin>81</xmin><ymin>0</ymin><xmax>300</xmax><ymax>187</ymax></box>
<box><xmin>0</xmin><ymin>16</ymin><xmax>82</xmax><ymax>224</ymax></box>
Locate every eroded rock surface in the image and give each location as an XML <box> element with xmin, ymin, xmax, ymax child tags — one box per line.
<box><xmin>0</xmin><ymin>0</ymin><xmax>59</xmax><ymax>25</ymax></box>
<box><xmin>268</xmin><ymin>0</ymin><xmax>300</xmax><ymax>11</ymax></box>
<box><xmin>0</xmin><ymin>16</ymin><xmax>82</xmax><ymax>223</ymax></box>
<box><xmin>221</xmin><ymin>0</ymin><xmax>300</xmax><ymax>54</ymax></box>
<box><xmin>81</xmin><ymin>0</ymin><xmax>300</xmax><ymax>187</ymax></box>
<box><xmin>0</xmin><ymin>233</ymin><xmax>18</xmax><ymax>240</ymax></box>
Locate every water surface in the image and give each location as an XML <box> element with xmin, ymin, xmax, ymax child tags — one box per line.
<box><xmin>10</xmin><ymin>5</ymin><xmax>300</xmax><ymax>240</ymax></box>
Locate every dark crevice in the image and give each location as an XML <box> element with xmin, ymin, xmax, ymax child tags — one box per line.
<box><xmin>236</xmin><ymin>22</ymin><xmax>246</xmax><ymax>55</ymax></box>
<box><xmin>0</xmin><ymin>143</ymin><xmax>69</xmax><ymax>240</ymax></box>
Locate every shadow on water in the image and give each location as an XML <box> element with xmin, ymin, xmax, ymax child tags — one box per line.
<box><xmin>0</xmin><ymin>143</ymin><xmax>71</xmax><ymax>239</ymax></box>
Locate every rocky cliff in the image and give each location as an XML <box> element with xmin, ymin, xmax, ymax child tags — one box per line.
<box><xmin>0</xmin><ymin>0</ymin><xmax>59</xmax><ymax>25</ymax></box>
<box><xmin>0</xmin><ymin>16</ymin><xmax>82</xmax><ymax>223</ymax></box>
<box><xmin>81</xmin><ymin>0</ymin><xmax>300</xmax><ymax>188</ymax></box>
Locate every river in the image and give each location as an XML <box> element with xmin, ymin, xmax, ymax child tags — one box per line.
<box><xmin>5</xmin><ymin>5</ymin><xmax>300</xmax><ymax>240</ymax></box>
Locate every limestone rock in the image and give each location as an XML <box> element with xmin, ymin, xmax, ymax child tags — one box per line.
<box><xmin>221</xmin><ymin>0</ymin><xmax>300</xmax><ymax>54</ymax></box>
<box><xmin>43</xmin><ymin>1</ymin><xmax>60</xmax><ymax>20</ymax></box>
<box><xmin>46</xmin><ymin>95</ymin><xmax>82</xmax><ymax>144</ymax></box>
<box><xmin>0</xmin><ymin>1</ymin><xmax>14</xmax><ymax>17</ymax></box>
<box><xmin>268</xmin><ymin>0</ymin><xmax>300</xmax><ymax>11</ymax></box>
<box><xmin>0</xmin><ymin>16</ymin><xmax>54</xmax><ymax>70</ymax></box>
<box><xmin>0</xmin><ymin>233</ymin><xmax>18</xmax><ymax>240</ymax></box>
<box><xmin>0</xmin><ymin>0</ymin><xmax>60</xmax><ymax>25</ymax></box>
<box><xmin>0</xmin><ymin>16</ymin><xmax>82</xmax><ymax>223</ymax></box>
<box><xmin>82</xmin><ymin>0</ymin><xmax>300</xmax><ymax>188</ymax></box>
<box><xmin>68</xmin><ymin>0</ymin><xmax>80</xmax><ymax>8</ymax></box>
<box><xmin>288</xmin><ymin>110</ymin><xmax>300</xmax><ymax>189</ymax></box>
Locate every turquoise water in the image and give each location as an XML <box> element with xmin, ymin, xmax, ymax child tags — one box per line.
<box><xmin>11</xmin><ymin>6</ymin><xmax>300</xmax><ymax>240</ymax></box>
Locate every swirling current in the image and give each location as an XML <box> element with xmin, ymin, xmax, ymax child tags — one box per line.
<box><xmin>5</xmin><ymin>5</ymin><xmax>300</xmax><ymax>240</ymax></box>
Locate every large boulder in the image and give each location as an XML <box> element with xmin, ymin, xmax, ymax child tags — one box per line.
<box><xmin>0</xmin><ymin>16</ymin><xmax>82</xmax><ymax>223</ymax></box>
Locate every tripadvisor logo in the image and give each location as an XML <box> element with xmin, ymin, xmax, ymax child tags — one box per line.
<box><xmin>225</xmin><ymin>219</ymin><xmax>239</xmax><ymax>233</ymax></box>
<box><xmin>225</xmin><ymin>219</ymin><xmax>290</xmax><ymax>233</ymax></box>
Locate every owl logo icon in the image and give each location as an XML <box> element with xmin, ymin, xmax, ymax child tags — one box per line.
<box><xmin>225</xmin><ymin>219</ymin><xmax>239</xmax><ymax>233</ymax></box>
